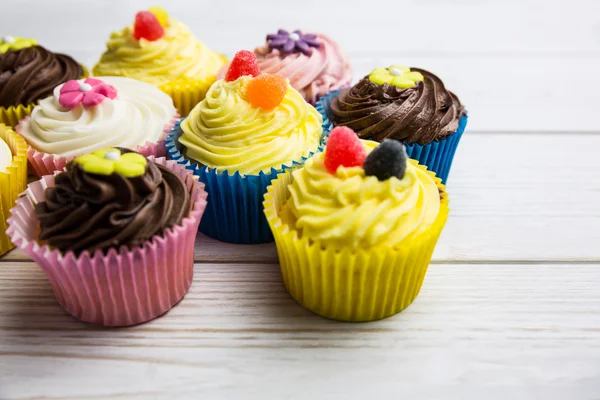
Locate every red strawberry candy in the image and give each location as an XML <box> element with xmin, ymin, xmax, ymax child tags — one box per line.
<box><xmin>133</xmin><ymin>11</ymin><xmax>165</xmax><ymax>41</ymax></box>
<box><xmin>225</xmin><ymin>50</ymin><xmax>261</xmax><ymax>82</ymax></box>
<box><xmin>324</xmin><ymin>126</ymin><xmax>367</xmax><ymax>174</ymax></box>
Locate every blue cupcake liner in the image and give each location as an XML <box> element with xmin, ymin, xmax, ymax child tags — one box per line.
<box><xmin>316</xmin><ymin>90</ymin><xmax>468</xmax><ymax>184</ymax></box>
<box><xmin>166</xmin><ymin>119</ymin><xmax>324</xmax><ymax>244</ymax></box>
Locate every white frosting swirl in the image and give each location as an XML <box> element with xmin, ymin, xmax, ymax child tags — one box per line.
<box><xmin>19</xmin><ymin>76</ymin><xmax>177</xmax><ymax>157</ymax></box>
<box><xmin>0</xmin><ymin>138</ymin><xmax>12</xmax><ymax>173</ymax></box>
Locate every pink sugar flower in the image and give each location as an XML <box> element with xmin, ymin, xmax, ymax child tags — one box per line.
<box><xmin>59</xmin><ymin>78</ymin><xmax>118</xmax><ymax>109</ymax></box>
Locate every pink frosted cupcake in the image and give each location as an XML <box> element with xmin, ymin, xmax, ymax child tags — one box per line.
<box><xmin>221</xmin><ymin>30</ymin><xmax>352</xmax><ymax>104</ymax></box>
<box><xmin>6</xmin><ymin>150</ymin><xmax>207</xmax><ymax>326</ymax></box>
<box><xmin>16</xmin><ymin>76</ymin><xmax>179</xmax><ymax>177</ymax></box>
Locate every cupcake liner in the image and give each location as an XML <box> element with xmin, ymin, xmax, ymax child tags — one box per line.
<box><xmin>0</xmin><ymin>103</ymin><xmax>36</xmax><ymax>129</ymax></box>
<box><xmin>317</xmin><ymin>89</ymin><xmax>468</xmax><ymax>184</ymax></box>
<box><xmin>0</xmin><ymin>124</ymin><xmax>28</xmax><ymax>256</ymax></box>
<box><xmin>0</xmin><ymin>64</ymin><xmax>89</xmax><ymax>128</ymax></box>
<box><xmin>166</xmin><ymin>119</ymin><xmax>324</xmax><ymax>244</ymax></box>
<box><xmin>160</xmin><ymin>77</ymin><xmax>217</xmax><ymax>118</ymax></box>
<box><xmin>5</xmin><ymin>157</ymin><xmax>208</xmax><ymax>327</ymax></box>
<box><xmin>17</xmin><ymin>112</ymin><xmax>179</xmax><ymax>178</ymax></box>
<box><xmin>403</xmin><ymin>115</ymin><xmax>467</xmax><ymax>184</ymax></box>
<box><xmin>263</xmin><ymin>165</ymin><xmax>449</xmax><ymax>322</ymax></box>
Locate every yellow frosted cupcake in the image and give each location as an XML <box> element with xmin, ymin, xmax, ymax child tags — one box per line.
<box><xmin>0</xmin><ymin>38</ymin><xmax>86</xmax><ymax>127</ymax></box>
<box><xmin>93</xmin><ymin>7</ymin><xmax>227</xmax><ymax>116</ymax></box>
<box><xmin>166</xmin><ymin>50</ymin><xmax>324</xmax><ymax>243</ymax></box>
<box><xmin>0</xmin><ymin>124</ymin><xmax>27</xmax><ymax>256</ymax></box>
<box><xmin>264</xmin><ymin>126</ymin><xmax>449</xmax><ymax>321</ymax></box>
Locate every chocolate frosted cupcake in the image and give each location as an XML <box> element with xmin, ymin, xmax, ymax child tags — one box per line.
<box><xmin>318</xmin><ymin>65</ymin><xmax>468</xmax><ymax>183</ymax></box>
<box><xmin>7</xmin><ymin>149</ymin><xmax>208</xmax><ymax>326</ymax></box>
<box><xmin>36</xmin><ymin>148</ymin><xmax>190</xmax><ymax>256</ymax></box>
<box><xmin>0</xmin><ymin>45</ymin><xmax>86</xmax><ymax>127</ymax></box>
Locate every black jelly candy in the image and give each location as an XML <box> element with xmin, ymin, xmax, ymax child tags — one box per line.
<box><xmin>363</xmin><ymin>139</ymin><xmax>407</xmax><ymax>181</ymax></box>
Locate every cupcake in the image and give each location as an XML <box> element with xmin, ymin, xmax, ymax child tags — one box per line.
<box><xmin>0</xmin><ymin>43</ymin><xmax>85</xmax><ymax>128</ymax></box>
<box><xmin>167</xmin><ymin>50</ymin><xmax>324</xmax><ymax>244</ymax></box>
<box><xmin>93</xmin><ymin>6</ymin><xmax>228</xmax><ymax>117</ymax></box>
<box><xmin>16</xmin><ymin>76</ymin><xmax>179</xmax><ymax>177</ymax></box>
<box><xmin>220</xmin><ymin>29</ymin><xmax>351</xmax><ymax>105</ymax></box>
<box><xmin>0</xmin><ymin>124</ymin><xmax>27</xmax><ymax>256</ymax></box>
<box><xmin>318</xmin><ymin>65</ymin><xmax>468</xmax><ymax>183</ymax></box>
<box><xmin>263</xmin><ymin>127</ymin><xmax>449</xmax><ymax>321</ymax></box>
<box><xmin>6</xmin><ymin>149</ymin><xmax>208</xmax><ymax>326</ymax></box>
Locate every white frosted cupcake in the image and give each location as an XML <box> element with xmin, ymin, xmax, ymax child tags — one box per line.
<box><xmin>17</xmin><ymin>76</ymin><xmax>179</xmax><ymax>177</ymax></box>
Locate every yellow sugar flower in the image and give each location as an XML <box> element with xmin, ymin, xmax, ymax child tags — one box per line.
<box><xmin>369</xmin><ymin>65</ymin><xmax>424</xmax><ymax>89</ymax></box>
<box><xmin>74</xmin><ymin>148</ymin><xmax>147</xmax><ymax>178</ymax></box>
<box><xmin>0</xmin><ymin>36</ymin><xmax>37</xmax><ymax>53</ymax></box>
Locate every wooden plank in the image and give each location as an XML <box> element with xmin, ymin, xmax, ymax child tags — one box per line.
<box><xmin>0</xmin><ymin>261</ymin><xmax>599</xmax><ymax>399</ymax></box>
<box><xmin>4</xmin><ymin>133</ymin><xmax>600</xmax><ymax>264</ymax></box>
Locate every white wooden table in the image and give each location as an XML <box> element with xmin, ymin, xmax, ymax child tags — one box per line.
<box><xmin>1</xmin><ymin>1</ymin><xmax>599</xmax><ymax>399</ymax></box>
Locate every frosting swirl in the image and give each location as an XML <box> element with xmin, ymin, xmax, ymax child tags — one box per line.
<box><xmin>0</xmin><ymin>46</ymin><xmax>83</xmax><ymax>107</ymax></box>
<box><xmin>35</xmin><ymin>151</ymin><xmax>190</xmax><ymax>255</ymax></box>
<box><xmin>93</xmin><ymin>18</ymin><xmax>227</xmax><ymax>86</ymax></box>
<box><xmin>179</xmin><ymin>76</ymin><xmax>323</xmax><ymax>175</ymax></box>
<box><xmin>0</xmin><ymin>137</ymin><xmax>11</xmax><ymax>173</ymax></box>
<box><xmin>329</xmin><ymin>69</ymin><xmax>466</xmax><ymax>145</ymax></box>
<box><xmin>255</xmin><ymin>33</ymin><xmax>351</xmax><ymax>104</ymax></box>
<box><xmin>18</xmin><ymin>76</ymin><xmax>176</xmax><ymax>157</ymax></box>
<box><xmin>281</xmin><ymin>141</ymin><xmax>441</xmax><ymax>248</ymax></box>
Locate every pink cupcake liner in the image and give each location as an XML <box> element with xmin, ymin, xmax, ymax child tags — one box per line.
<box><xmin>6</xmin><ymin>157</ymin><xmax>207</xmax><ymax>327</ymax></box>
<box><xmin>17</xmin><ymin>113</ymin><xmax>179</xmax><ymax>177</ymax></box>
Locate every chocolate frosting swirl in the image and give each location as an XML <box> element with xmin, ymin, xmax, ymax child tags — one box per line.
<box><xmin>0</xmin><ymin>45</ymin><xmax>83</xmax><ymax>107</ymax></box>
<box><xmin>329</xmin><ymin>68</ymin><xmax>466</xmax><ymax>145</ymax></box>
<box><xmin>35</xmin><ymin>152</ymin><xmax>190</xmax><ymax>256</ymax></box>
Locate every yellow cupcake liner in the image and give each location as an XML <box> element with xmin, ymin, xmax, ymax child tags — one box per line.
<box><xmin>159</xmin><ymin>76</ymin><xmax>217</xmax><ymax>117</ymax></box>
<box><xmin>158</xmin><ymin>54</ymin><xmax>228</xmax><ymax>117</ymax></box>
<box><xmin>264</xmin><ymin>165</ymin><xmax>450</xmax><ymax>322</ymax></box>
<box><xmin>0</xmin><ymin>103</ymin><xmax>35</xmax><ymax>128</ymax></box>
<box><xmin>0</xmin><ymin>64</ymin><xmax>88</xmax><ymax>128</ymax></box>
<box><xmin>0</xmin><ymin>124</ymin><xmax>28</xmax><ymax>256</ymax></box>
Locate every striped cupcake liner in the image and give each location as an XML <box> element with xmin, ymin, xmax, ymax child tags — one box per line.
<box><xmin>263</xmin><ymin>165</ymin><xmax>449</xmax><ymax>322</ymax></box>
<box><xmin>6</xmin><ymin>157</ymin><xmax>208</xmax><ymax>327</ymax></box>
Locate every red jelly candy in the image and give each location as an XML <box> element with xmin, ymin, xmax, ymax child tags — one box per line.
<box><xmin>247</xmin><ymin>74</ymin><xmax>287</xmax><ymax>109</ymax></box>
<box><xmin>133</xmin><ymin>11</ymin><xmax>165</xmax><ymax>41</ymax></box>
<box><xmin>225</xmin><ymin>50</ymin><xmax>261</xmax><ymax>82</ymax></box>
<box><xmin>324</xmin><ymin>126</ymin><xmax>367</xmax><ymax>174</ymax></box>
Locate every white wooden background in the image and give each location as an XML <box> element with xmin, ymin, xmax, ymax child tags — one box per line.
<box><xmin>1</xmin><ymin>0</ymin><xmax>600</xmax><ymax>399</ymax></box>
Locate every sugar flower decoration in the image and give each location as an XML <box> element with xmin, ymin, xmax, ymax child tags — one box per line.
<box><xmin>59</xmin><ymin>78</ymin><xmax>118</xmax><ymax>109</ymax></box>
<box><xmin>267</xmin><ymin>29</ymin><xmax>320</xmax><ymax>56</ymax></box>
<box><xmin>369</xmin><ymin>66</ymin><xmax>424</xmax><ymax>89</ymax></box>
<box><xmin>0</xmin><ymin>36</ymin><xmax>37</xmax><ymax>53</ymax></box>
<box><xmin>74</xmin><ymin>148</ymin><xmax>147</xmax><ymax>178</ymax></box>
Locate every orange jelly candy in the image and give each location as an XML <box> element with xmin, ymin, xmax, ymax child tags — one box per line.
<box><xmin>246</xmin><ymin>74</ymin><xmax>287</xmax><ymax>110</ymax></box>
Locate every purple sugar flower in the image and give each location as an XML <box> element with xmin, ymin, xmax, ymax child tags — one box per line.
<box><xmin>266</xmin><ymin>29</ymin><xmax>321</xmax><ymax>56</ymax></box>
